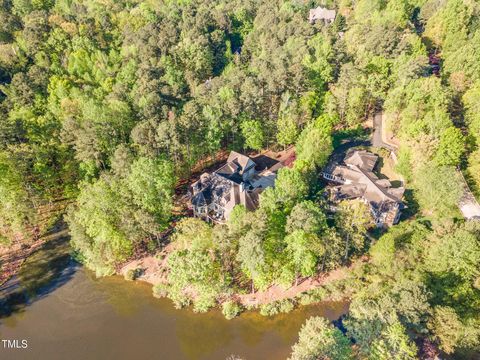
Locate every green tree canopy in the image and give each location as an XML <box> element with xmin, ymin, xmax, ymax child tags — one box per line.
<box><xmin>289</xmin><ymin>316</ymin><xmax>353</xmax><ymax>360</ymax></box>
<box><xmin>435</xmin><ymin>127</ymin><xmax>465</xmax><ymax>166</ymax></box>
<box><xmin>241</xmin><ymin>119</ymin><xmax>264</xmax><ymax>150</ymax></box>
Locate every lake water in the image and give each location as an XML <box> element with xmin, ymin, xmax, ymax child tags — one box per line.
<box><xmin>0</xmin><ymin>238</ymin><xmax>348</xmax><ymax>360</ymax></box>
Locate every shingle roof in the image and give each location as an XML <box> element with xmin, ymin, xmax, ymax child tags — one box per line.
<box><xmin>191</xmin><ymin>172</ymin><xmax>233</xmax><ymax>207</ymax></box>
<box><xmin>329</xmin><ymin>151</ymin><xmax>404</xmax><ymax>205</ymax></box>
<box><xmin>344</xmin><ymin>150</ymin><xmax>378</xmax><ymax>172</ymax></box>
<box><xmin>191</xmin><ymin>151</ymin><xmax>280</xmax><ymax>222</ymax></box>
<box><xmin>227</xmin><ymin>151</ymin><xmax>256</xmax><ymax>174</ymax></box>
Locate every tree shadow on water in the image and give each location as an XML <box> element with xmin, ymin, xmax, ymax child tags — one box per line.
<box><xmin>0</xmin><ymin>236</ymin><xmax>78</xmax><ymax>320</ymax></box>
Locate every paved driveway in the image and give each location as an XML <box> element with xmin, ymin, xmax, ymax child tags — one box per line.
<box><xmin>373</xmin><ymin>112</ymin><xmax>395</xmax><ymax>151</ymax></box>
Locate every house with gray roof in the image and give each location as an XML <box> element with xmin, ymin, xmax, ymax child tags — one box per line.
<box><xmin>322</xmin><ymin>150</ymin><xmax>404</xmax><ymax>227</ymax></box>
<box><xmin>190</xmin><ymin>151</ymin><xmax>279</xmax><ymax>223</ymax></box>
<box><xmin>309</xmin><ymin>6</ymin><xmax>336</xmax><ymax>24</ymax></box>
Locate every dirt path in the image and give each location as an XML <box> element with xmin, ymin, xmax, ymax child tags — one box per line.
<box><xmin>237</xmin><ymin>266</ymin><xmax>351</xmax><ymax>307</ymax></box>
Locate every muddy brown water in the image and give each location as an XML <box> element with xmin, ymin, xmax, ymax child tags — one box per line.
<box><xmin>0</xmin><ymin>239</ymin><xmax>348</xmax><ymax>360</ymax></box>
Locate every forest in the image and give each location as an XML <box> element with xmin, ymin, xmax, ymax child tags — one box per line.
<box><xmin>0</xmin><ymin>0</ymin><xmax>479</xmax><ymax>359</ymax></box>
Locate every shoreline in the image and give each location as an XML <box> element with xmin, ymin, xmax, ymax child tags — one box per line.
<box><xmin>119</xmin><ymin>248</ymin><xmax>365</xmax><ymax>308</ymax></box>
<box><xmin>0</xmin><ymin>225</ymin><xmax>70</xmax><ymax>287</ymax></box>
<box><xmin>1</xmin><ymin>220</ymin><xmax>359</xmax><ymax>312</ymax></box>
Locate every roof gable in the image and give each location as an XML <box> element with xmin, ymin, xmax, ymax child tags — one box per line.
<box><xmin>344</xmin><ymin>150</ymin><xmax>378</xmax><ymax>172</ymax></box>
<box><xmin>227</xmin><ymin>151</ymin><xmax>256</xmax><ymax>173</ymax></box>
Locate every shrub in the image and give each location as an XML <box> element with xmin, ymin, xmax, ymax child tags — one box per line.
<box><xmin>259</xmin><ymin>299</ymin><xmax>296</xmax><ymax>316</ymax></box>
<box><xmin>279</xmin><ymin>299</ymin><xmax>296</xmax><ymax>313</ymax></box>
<box><xmin>244</xmin><ymin>302</ymin><xmax>258</xmax><ymax>311</ymax></box>
<box><xmin>0</xmin><ymin>234</ymin><xmax>10</xmax><ymax>246</ymax></box>
<box><xmin>297</xmin><ymin>287</ymin><xmax>330</xmax><ymax>305</ymax></box>
<box><xmin>155</xmin><ymin>252</ymin><xmax>166</xmax><ymax>261</ymax></box>
<box><xmin>152</xmin><ymin>283</ymin><xmax>169</xmax><ymax>298</ymax></box>
<box><xmin>222</xmin><ymin>300</ymin><xmax>243</xmax><ymax>320</ymax></box>
<box><xmin>168</xmin><ymin>288</ymin><xmax>192</xmax><ymax>309</ymax></box>
<box><xmin>290</xmin><ymin>316</ymin><xmax>353</xmax><ymax>360</ymax></box>
<box><xmin>124</xmin><ymin>267</ymin><xmax>143</xmax><ymax>281</ymax></box>
<box><xmin>147</xmin><ymin>240</ymin><xmax>157</xmax><ymax>252</ymax></box>
<box><xmin>324</xmin><ymin>280</ymin><xmax>349</xmax><ymax>301</ymax></box>
<box><xmin>193</xmin><ymin>292</ymin><xmax>217</xmax><ymax>313</ymax></box>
